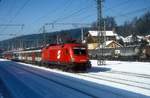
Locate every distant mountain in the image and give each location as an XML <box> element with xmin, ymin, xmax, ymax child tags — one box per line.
<box><xmin>0</xmin><ymin>28</ymin><xmax>90</xmax><ymax>51</ymax></box>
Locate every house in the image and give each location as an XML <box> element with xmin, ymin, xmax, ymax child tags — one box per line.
<box><xmin>145</xmin><ymin>35</ymin><xmax>150</xmax><ymax>45</ymax></box>
<box><xmin>123</xmin><ymin>35</ymin><xmax>143</xmax><ymax>43</ymax></box>
<box><xmin>101</xmin><ymin>40</ymin><xmax>123</xmax><ymax>48</ymax></box>
<box><xmin>87</xmin><ymin>30</ymin><xmax>121</xmax><ymax>49</ymax></box>
<box><xmin>87</xmin><ymin>30</ymin><xmax>117</xmax><ymax>43</ymax></box>
<box><xmin>88</xmin><ymin>40</ymin><xmax>123</xmax><ymax>50</ymax></box>
<box><xmin>88</xmin><ymin>43</ymin><xmax>99</xmax><ymax>50</ymax></box>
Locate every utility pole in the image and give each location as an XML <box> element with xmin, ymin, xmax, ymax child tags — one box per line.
<box><xmin>96</xmin><ymin>0</ymin><xmax>105</xmax><ymax>65</ymax></box>
<box><xmin>81</xmin><ymin>28</ymin><xmax>84</xmax><ymax>43</ymax></box>
<box><xmin>43</xmin><ymin>25</ymin><xmax>46</xmax><ymax>46</ymax></box>
<box><xmin>44</xmin><ymin>23</ymin><xmax>91</xmax><ymax>44</ymax></box>
<box><xmin>56</xmin><ymin>35</ymin><xmax>59</xmax><ymax>44</ymax></box>
<box><xmin>0</xmin><ymin>24</ymin><xmax>24</xmax><ymax>51</ymax></box>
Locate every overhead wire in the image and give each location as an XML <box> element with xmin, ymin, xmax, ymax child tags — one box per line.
<box><xmin>34</xmin><ymin>0</ymin><xmax>93</xmax><ymax>33</ymax></box>
<box><xmin>0</xmin><ymin>0</ymin><xmax>30</xmax><ymax>34</ymax></box>
<box><xmin>114</xmin><ymin>6</ymin><xmax>150</xmax><ymax>18</ymax></box>
<box><xmin>75</xmin><ymin>0</ymin><xmax>150</xmax><ymax>25</ymax></box>
<box><xmin>45</xmin><ymin>0</ymin><xmax>123</xmax><ymax>31</ymax></box>
<box><xmin>29</xmin><ymin>0</ymin><xmax>73</xmax><ymax>34</ymax></box>
<box><xmin>4</xmin><ymin>0</ymin><xmax>17</xmax><ymax>19</ymax></box>
<box><xmin>75</xmin><ymin>0</ymin><xmax>130</xmax><ymax>22</ymax></box>
<box><xmin>9</xmin><ymin>0</ymin><xmax>31</xmax><ymax>23</ymax></box>
<box><xmin>51</xmin><ymin>0</ymin><xmax>93</xmax><ymax>23</ymax></box>
<box><xmin>36</xmin><ymin>0</ymin><xmax>150</xmax><ymax>33</ymax></box>
<box><xmin>31</xmin><ymin>0</ymin><xmax>73</xmax><ymax>24</ymax></box>
<box><xmin>105</xmin><ymin>0</ymin><xmax>130</xmax><ymax>13</ymax></box>
<box><xmin>50</xmin><ymin>0</ymin><xmax>130</xmax><ymax>25</ymax></box>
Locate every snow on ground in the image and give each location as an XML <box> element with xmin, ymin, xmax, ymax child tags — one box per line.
<box><xmin>0</xmin><ymin>59</ymin><xmax>8</xmax><ymax>61</ymax></box>
<box><xmin>12</xmin><ymin>59</ymin><xmax>150</xmax><ymax>96</ymax></box>
<box><xmin>0</xmin><ymin>59</ymin><xmax>150</xmax><ymax>97</ymax></box>
<box><xmin>90</xmin><ymin>60</ymin><xmax>150</xmax><ymax>75</ymax></box>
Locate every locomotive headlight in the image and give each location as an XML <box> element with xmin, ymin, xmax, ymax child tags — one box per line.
<box><xmin>71</xmin><ymin>56</ymin><xmax>74</xmax><ymax>62</ymax></box>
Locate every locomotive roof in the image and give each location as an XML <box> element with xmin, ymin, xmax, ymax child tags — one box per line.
<box><xmin>44</xmin><ymin>43</ymin><xmax>86</xmax><ymax>48</ymax></box>
<box><xmin>3</xmin><ymin>43</ymin><xmax>86</xmax><ymax>54</ymax></box>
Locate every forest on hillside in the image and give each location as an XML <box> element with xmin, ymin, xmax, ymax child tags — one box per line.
<box><xmin>92</xmin><ymin>11</ymin><xmax>150</xmax><ymax>37</ymax></box>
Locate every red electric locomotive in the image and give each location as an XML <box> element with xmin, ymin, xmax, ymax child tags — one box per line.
<box><xmin>42</xmin><ymin>43</ymin><xmax>91</xmax><ymax>70</ymax></box>
<box><xmin>3</xmin><ymin>43</ymin><xmax>91</xmax><ymax>71</ymax></box>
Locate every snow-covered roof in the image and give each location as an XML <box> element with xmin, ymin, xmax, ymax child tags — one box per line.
<box><xmin>123</xmin><ymin>35</ymin><xmax>132</xmax><ymax>42</ymax></box>
<box><xmin>137</xmin><ymin>35</ymin><xmax>144</xmax><ymax>39</ymax></box>
<box><xmin>105</xmin><ymin>40</ymin><xmax>113</xmax><ymax>46</ymax></box>
<box><xmin>123</xmin><ymin>35</ymin><xmax>144</xmax><ymax>42</ymax></box>
<box><xmin>96</xmin><ymin>40</ymin><xmax>123</xmax><ymax>49</ymax></box>
<box><xmin>145</xmin><ymin>35</ymin><xmax>150</xmax><ymax>38</ymax></box>
<box><xmin>116</xmin><ymin>35</ymin><xmax>125</xmax><ymax>40</ymax></box>
<box><xmin>89</xmin><ymin>31</ymin><xmax>117</xmax><ymax>36</ymax></box>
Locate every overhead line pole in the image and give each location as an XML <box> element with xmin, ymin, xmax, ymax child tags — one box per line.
<box><xmin>45</xmin><ymin>23</ymin><xmax>91</xmax><ymax>27</ymax></box>
<box><xmin>43</xmin><ymin>25</ymin><xmax>46</xmax><ymax>46</ymax></box>
<box><xmin>0</xmin><ymin>24</ymin><xmax>24</xmax><ymax>50</ymax></box>
<box><xmin>39</xmin><ymin>22</ymin><xmax>91</xmax><ymax>44</ymax></box>
<box><xmin>96</xmin><ymin>0</ymin><xmax>105</xmax><ymax>65</ymax></box>
<box><xmin>0</xmin><ymin>24</ymin><xmax>24</xmax><ymax>31</ymax></box>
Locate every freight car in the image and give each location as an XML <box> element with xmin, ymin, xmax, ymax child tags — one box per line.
<box><xmin>3</xmin><ymin>43</ymin><xmax>91</xmax><ymax>71</ymax></box>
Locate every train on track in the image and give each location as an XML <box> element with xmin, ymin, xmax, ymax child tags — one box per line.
<box><xmin>3</xmin><ymin>43</ymin><xmax>91</xmax><ymax>71</ymax></box>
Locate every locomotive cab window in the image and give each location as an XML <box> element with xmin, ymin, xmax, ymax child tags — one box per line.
<box><xmin>73</xmin><ymin>47</ymin><xmax>86</xmax><ymax>55</ymax></box>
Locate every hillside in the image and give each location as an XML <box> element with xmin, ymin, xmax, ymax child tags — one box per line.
<box><xmin>0</xmin><ymin>28</ymin><xmax>89</xmax><ymax>50</ymax></box>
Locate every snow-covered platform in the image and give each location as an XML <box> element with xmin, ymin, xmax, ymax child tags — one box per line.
<box><xmin>0</xmin><ymin>59</ymin><xmax>150</xmax><ymax>98</ymax></box>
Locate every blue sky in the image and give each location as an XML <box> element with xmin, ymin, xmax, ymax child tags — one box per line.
<box><xmin>0</xmin><ymin>0</ymin><xmax>150</xmax><ymax>41</ymax></box>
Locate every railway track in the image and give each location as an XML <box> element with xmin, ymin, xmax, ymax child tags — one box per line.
<box><xmin>10</xmin><ymin>63</ymin><xmax>134</xmax><ymax>98</ymax></box>
<box><xmin>77</xmin><ymin>72</ymin><xmax>150</xmax><ymax>91</ymax></box>
<box><xmin>89</xmin><ymin>73</ymin><xmax>150</xmax><ymax>85</ymax></box>
<box><xmin>106</xmin><ymin>70</ymin><xmax>150</xmax><ymax>79</ymax></box>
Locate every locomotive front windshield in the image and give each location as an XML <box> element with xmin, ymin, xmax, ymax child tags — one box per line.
<box><xmin>73</xmin><ymin>47</ymin><xmax>86</xmax><ymax>55</ymax></box>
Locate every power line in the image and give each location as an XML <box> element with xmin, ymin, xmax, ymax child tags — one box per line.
<box><xmin>45</xmin><ymin>23</ymin><xmax>92</xmax><ymax>26</ymax></box>
<box><xmin>52</xmin><ymin>1</ymin><xmax>94</xmax><ymax>23</ymax></box>
<box><xmin>31</xmin><ymin>0</ymin><xmax>73</xmax><ymax>24</ymax></box>
<box><xmin>52</xmin><ymin>8</ymin><xmax>87</xmax><ymax>23</ymax></box>
<box><xmin>0</xmin><ymin>34</ymin><xmax>17</xmax><ymax>36</ymax></box>
<box><xmin>77</xmin><ymin>3</ymin><xmax>150</xmax><ymax>24</ymax></box>
<box><xmin>75</xmin><ymin>0</ymin><xmax>130</xmax><ymax>22</ymax></box>
<box><xmin>0</xmin><ymin>0</ymin><xmax>30</xmax><ymax>33</ymax></box>
<box><xmin>0</xmin><ymin>24</ymin><xmax>24</xmax><ymax>37</ymax></box>
<box><xmin>29</xmin><ymin>0</ymin><xmax>74</xmax><ymax>34</ymax></box>
<box><xmin>35</xmin><ymin>1</ymin><xmax>94</xmax><ymax>34</ymax></box>
<box><xmin>0</xmin><ymin>24</ymin><xmax>24</xmax><ymax>30</ymax></box>
<box><xmin>105</xmin><ymin>0</ymin><xmax>130</xmax><ymax>13</ymax></box>
<box><xmin>42</xmin><ymin>22</ymin><xmax>92</xmax><ymax>33</ymax></box>
<box><xmin>4</xmin><ymin>1</ymin><xmax>17</xmax><ymax>19</ymax></box>
<box><xmin>9</xmin><ymin>0</ymin><xmax>30</xmax><ymax>23</ymax></box>
<box><xmin>114</xmin><ymin>6</ymin><xmax>150</xmax><ymax>18</ymax></box>
<box><xmin>22</xmin><ymin>1</ymin><xmax>150</xmax><ymax>37</ymax></box>
<box><xmin>0</xmin><ymin>24</ymin><xmax>24</xmax><ymax>26</ymax></box>
<box><xmin>56</xmin><ymin>0</ymin><xmax>130</xmax><ymax>25</ymax></box>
